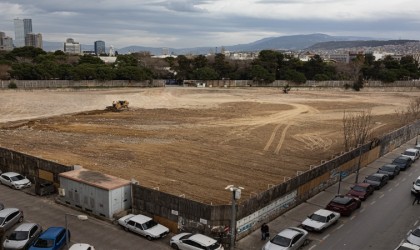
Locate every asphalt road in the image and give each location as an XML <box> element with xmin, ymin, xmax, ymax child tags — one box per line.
<box><xmin>308</xmin><ymin>153</ymin><xmax>420</xmax><ymax>250</ymax></box>
<box><xmin>0</xmin><ymin>186</ymin><xmax>172</xmax><ymax>250</ymax></box>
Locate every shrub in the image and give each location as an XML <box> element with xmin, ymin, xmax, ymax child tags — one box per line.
<box><xmin>8</xmin><ymin>82</ymin><xmax>17</xmax><ymax>89</ymax></box>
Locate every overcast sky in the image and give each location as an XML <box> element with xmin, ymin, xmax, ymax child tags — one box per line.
<box><xmin>1</xmin><ymin>0</ymin><xmax>419</xmax><ymax>49</ymax></box>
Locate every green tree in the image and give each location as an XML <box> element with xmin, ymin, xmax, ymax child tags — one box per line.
<box><xmin>193</xmin><ymin>67</ymin><xmax>219</xmax><ymax>80</ymax></box>
<box><xmin>284</xmin><ymin>69</ymin><xmax>306</xmax><ymax>84</ymax></box>
<box><xmin>250</xmin><ymin>64</ymin><xmax>275</xmax><ymax>83</ymax></box>
<box><xmin>78</xmin><ymin>55</ymin><xmax>104</xmax><ymax>65</ymax></box>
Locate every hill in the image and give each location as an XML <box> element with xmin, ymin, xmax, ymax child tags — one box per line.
<box><xmin>307</xmin><ymin>40</ymin><xmax>418</xmax><ymax>50</ymax></box>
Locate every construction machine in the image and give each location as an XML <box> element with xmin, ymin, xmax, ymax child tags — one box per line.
<box><xmin>106</xmin><ymin>100</ymin><xmax>129</xmax><ymax>112</ymax></box>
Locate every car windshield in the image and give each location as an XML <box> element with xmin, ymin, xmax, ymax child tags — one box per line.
<box><xmin>352</xmin><ymin>185</ymin><xmax>366</xmax><ymax>192</ymax></box>
<box><xmin>0</xmin><ymin>217</ymin><xmax>4</xmax><ymax>225</ymax></box>
<box><xmin>8</xmin><ymin>231</ymin><xmax>29</xmax><ymax>241</ymax></box>
<box><xmin>393</xmin><ymin>158</ymin><xmax>406</xmax><ymax>164</ymax></box>
<box><xmin>416</xmin><ymin>180</ymin><xmax>420</xmax><ymax>185</ymax></box>
<box><xmin>381</xmin><ymin>166</ymin><xmax>394</xmax><ymax>172</ymax></box>
<box><xmin>10</xmin><ymin>175</ymin><xmax>25</xmax><ymax>181</ymax></box>
<box><xmin>33</xmin><ymin>238</ymin><xmax>54</xmax><ymax>248</ymax></box>
<box><xmin>412</xmin><ymin>228</ymin><xmax>420</xmax><ymax>237</ymax></box>
<box><xmin>208</xmin><ymin>242</ymin><xmax>222</xmax><ymax>250</ymax></box>
<box><xmin>404</xmin><ymin>151</ymin><xmax>415</xmax><ymax>156</ymax></box>
<box><xmin>366</xmin><ymin>176</ymin><xmax>380</xmax><ymax>181</ymax></box>
<box><xmin>309</xmin><ymin>214</ymin><xmax>327</xmax><ymax>223</ymax></box>
<box><xmin>142</xmin><ymin>220</ymin><xmax>158</xmax><ymax>230</ymax></box>
<box><xmin>270</xmin><ymin>235</ymin><xmax>291</xmax><ymax>247</ymax></box>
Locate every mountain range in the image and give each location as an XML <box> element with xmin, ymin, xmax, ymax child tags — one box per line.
<box><xmin>42</xmin><ymin>33</ymin><xmax>417</xmax><ymax>55</ymax></box>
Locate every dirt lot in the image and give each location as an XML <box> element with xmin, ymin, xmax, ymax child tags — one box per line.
<box><xmin>0</xmin><ymin>87</ymin><xmax>415</xmax><ymax>204</ymax></box>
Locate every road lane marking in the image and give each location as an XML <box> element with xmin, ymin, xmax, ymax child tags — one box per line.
<box><xmin>337</xmin><ymin>224</ymin><xmax>344</xmax><ymax>230</ymax></box>
<box><xmin>379</xmin><ymin>194</ymin><xmax>385</xmax><ymax>199</ymax></box>
<box><xmin>371</xmin><ymin>201</ymin><xmax>376</xmax><ymax>205</ymax></box>
<box><xmin>388</xmin><ymin>188</ymin><xmax>393</xmax><ymax>192</ymax></box>
<box><xmin>350</xmin><ymin>215</ymin><xmax>356</xmax><ymax>220</ymax></box>
<box><xmin>322</xmin><ymin>234</ymin><xmax>330</xmax><ymax>240</ymax></box>
<box><xmin>395</xmin><ymin>183</ymin><xmax>400</xmax><ymax>187</ymax></box>
<box><xmin>308</xmin><ymin>245</ymin><xmax>317</xmax><ymax>250</ymax></box>
<box><xmin>403</xmin><ymin>178</ymin><xmax>407</xmax><ymax>182</ymax></box>
<box><xmin>415</xmin><ymin>220</ymin><xmax>419</xmax><ymax>227</ymax></box>
<box><xmin>359</xmin><ymin>208</ymin><xmax>365</xmax><ymax>213</ymax></box>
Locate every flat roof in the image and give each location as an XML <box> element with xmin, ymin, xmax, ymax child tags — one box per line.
<box><xmin>59</xmin><ymin>168</ymin><xmax>131</xmax><ymax>190</ymax></box>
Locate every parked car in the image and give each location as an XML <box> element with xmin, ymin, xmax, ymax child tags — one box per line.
<box><xmin>402</xmin><ymin>148</ymin><xmax>420</xmax><ymax>162</ymax></box>
<box><xmin>415</xmin><ymin>144</ymin><xmax>420</xmax><ymax>151</ymax></box>
<box><xmin>407</xmin><ymin>226</ymin><xmax>420</xmax><ymax>246</ymax></box>
<box><xmin>69</xmin><ymin>243</ymin><xmax>95</xmax><ymax>250</ymax></box>
<box><xmin>0</xmin><ymin>172</ymin><xmax>31</xmax><ymax>189</ymax></box>
<box><xmin>325</xmin><ymin>195</ymin><xmax>361</xmax><ymax>216</ymax></box>
<box><xmin>3</xmin><ymin>223</ymin><xmax>43</xmax><ymax>250</ymax></box>
<box><xmin>301</xmin><ymin>209</ymin><xmax>340</xmax><ymax>232</ymax></box>
<box><xmin>346</xmin><ymin>183</ymin><xmax>375</xmax><ymax>201</ymax></box>
<box><xmin>118</xmin><ymin>214</ymin><xmax>169</xmax><ymax>240</ymax></box>
<box><xmin>412</xmin><ymin>176</ymin><xmax>420</xmax><ymax>194</ymax></box>
<box><xmin>0</xmin><ymin>208</ymin><xmax>24</xmax><ymax>231</ymax></box>
<box><xmin>395</xmin><ymin>242</ymin><xmax>420</xmax><ymax>250</ymax></box>
<box><xmin>363</xmin><ymin>173</ymin><xmax>389</xmax><ymax>190</ymax></box>
<box><xmin>29</xmin><ymin>227</ymin><xmax>69</xmax><ymax>250</ymax></box>
<box><xmin>377</xmin><ymin>164</ymin><xmax>400</xmax><ymax>179</ymax></box>
<box><xmin>262</xmin><ymin>227</ymin><xmax>308</xmax><ymax>250</ymax></box>
<box><xmin>392</xmin><ymin>156</ymin><xmax>413</xmax><ymax>171</ymax></box>
<box><xmin>169</xmin><ymin>233</ymin><xmax>223</xmax><ymax>250</ymax></box>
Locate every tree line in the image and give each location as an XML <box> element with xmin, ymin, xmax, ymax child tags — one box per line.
<box><xmin>0</xmin><ymin>47</ymin><xmax>419</xmax><ymax>87</ymax></box>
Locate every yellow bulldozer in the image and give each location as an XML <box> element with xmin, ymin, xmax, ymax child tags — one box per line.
<box><xmin>106</xmin><ymin>100</ymin><xmax>129</xmax><ymax>112</ymax></box>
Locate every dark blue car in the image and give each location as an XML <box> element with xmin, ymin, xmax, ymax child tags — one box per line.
<box><xmin>29</xmin><ymin>227</ymin><xmax>70</xmax><ymax>250</ymax></box>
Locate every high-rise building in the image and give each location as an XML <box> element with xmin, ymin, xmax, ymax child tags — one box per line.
<box><xmin>14</xmin><ymin>18</ymin><xmax>32</xmax><ymax>48</ymax></box>
<box><xmin>94</xmin><ymin>40</ymin><xmax>106</xmax><ymax>55</ymax></box>
<box><xmin>0</xmin><ymin>31</ymin><xmax>14</xmax><ymax>51</ymax></box>
<box><xmin>25</xmin><ymin>33</ymin><xmax>43</xmax><ymax>48</ymax></box>
<box><xmin>64</xmin><ymin>38</ymin><xmax>81</xmax><ymax>54</ymax></box>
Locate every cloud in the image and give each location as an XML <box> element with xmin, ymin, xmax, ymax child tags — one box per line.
<box><xmin>1</xmin><ymin>0</ymin><xmax>420</xmax><ymax>49</ymax></box>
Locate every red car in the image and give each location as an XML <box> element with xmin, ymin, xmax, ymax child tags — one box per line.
<box><xmin>326</xmin><ymin>195</ymin><xmax>361</xmax><ymax>216</ymax></box>
<box><xmin>346</xmin><ymin>183</ymin><xmax>375</xmax><ymax>201</ymax></box>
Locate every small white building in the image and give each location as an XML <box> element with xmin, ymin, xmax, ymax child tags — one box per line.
<box><xmin>59</xmin><ymin>168</ymin><xmax>131</xmax><ymax>219</ymax></box>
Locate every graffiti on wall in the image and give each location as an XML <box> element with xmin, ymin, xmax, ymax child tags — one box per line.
<box><xmin>236</xmin><ymin>190</ymin><xmax>297</xmax><ymax>235</ymax></box>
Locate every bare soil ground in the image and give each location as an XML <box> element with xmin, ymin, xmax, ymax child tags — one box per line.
<box><xmin>0</xmin><ymin>87</ymin><xmax>414</xmax><ymax>204</ymax></box>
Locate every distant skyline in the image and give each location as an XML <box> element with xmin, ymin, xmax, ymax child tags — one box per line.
<box><xmin>1</xmin><ymin>0</ymin><xmax>420</xmax><ymax>49</ymax></box>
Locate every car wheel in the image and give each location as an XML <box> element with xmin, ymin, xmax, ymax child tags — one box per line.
<box><xmin>171</xmin><ymin>243</ymin><xmax>180</xmax><ymax>250</ymax></box>
<box><xmin>123</xmin><ymin>226</ymin><xmax>128</xmax><ymax>231</ymax></box>
<box><xmin>146</xmin><ymin>235</ymin><xmax>152</xmax><ymax>241</ymax></box>
<box><xmin>18</xmin><ymin>216</ymin><xmax>23</xmax><ymax>223</ymax></box>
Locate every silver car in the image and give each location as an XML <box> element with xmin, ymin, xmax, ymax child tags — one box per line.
<box><xmin>3</xmin><ymin>223</ymin><xmax>43</xmax><ymax>250</ymax></box>
<box><xmin>262</xmin><ymin>227</ymin><xmax>309</xmax><ymax>250</ymax></box>
<box><xmin>0</xmin><ymin>172</ymin><xmax>31</xmax><ymax>189</ymax></box>
<box><xmin>0</xmin><ymin>208</ymin><xmax>24</xmax><ymax>231</ymax></box>
<box><xmin>118</xmin><ymin>214</ymin><xmax>169</xmax><ymax>240</ymax></box>
<box><xmin>407</xmin><ymin>226</ymin><xmax>420</xmax><ymax>246</ymax></box>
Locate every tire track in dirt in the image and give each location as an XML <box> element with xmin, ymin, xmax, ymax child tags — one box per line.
<box><xmin>262</xmin><ymin>104</ymin><xmax>319</xmax><ymax>154</ymax></box>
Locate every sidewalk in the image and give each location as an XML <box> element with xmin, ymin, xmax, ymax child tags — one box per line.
<box><xmin>235</xmin><ymin>138</ymin><xmax>418</xmax><ymax>250</ymax></box>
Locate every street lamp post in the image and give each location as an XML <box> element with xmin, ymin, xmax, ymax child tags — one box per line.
<box><xmin>225</xmin><ymin>185</ymin><xmax>244</xmax><ymax>250</ymax></box>
<box><xmin>355</xmin><ymin>145</ymin><xmax>363</xmax><ymax>183</ymax></box>
<box><xmin>65</xmin><ymin>213</ymin><xmax>88</xmax><ymax>250</ymax></box>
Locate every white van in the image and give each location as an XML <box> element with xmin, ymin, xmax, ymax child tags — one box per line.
<box><xmin>402</xmin><ymin>148</ymin><xmax>420</xmax><ymax>162</ymax></box>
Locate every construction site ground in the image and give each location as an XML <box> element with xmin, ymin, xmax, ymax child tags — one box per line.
<box><xmin>0</xmin><ymin>87</ymin><xmax>414</xmax><ymax>204</ymax></box>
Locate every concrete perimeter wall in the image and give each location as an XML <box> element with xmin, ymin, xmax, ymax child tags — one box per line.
<box><xmin>0</xmin><ymin>80</ymin><xmax>165</xmax><ymax>89</ymax></box>
<box><xmin>1</xmin><ymin>79</ymin><xmax>420</xmax><ymax>89</ymax></box>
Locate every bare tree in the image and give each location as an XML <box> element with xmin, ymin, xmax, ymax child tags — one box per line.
<box><xmin>343</xmin><ymin>109</ymin><xmax>373</xmax><ymax>151</ymax></box>
<box><xmin>395</xmin><ymin>97</ymin><xmax>420</xmax><ymax>125</ymax></box>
